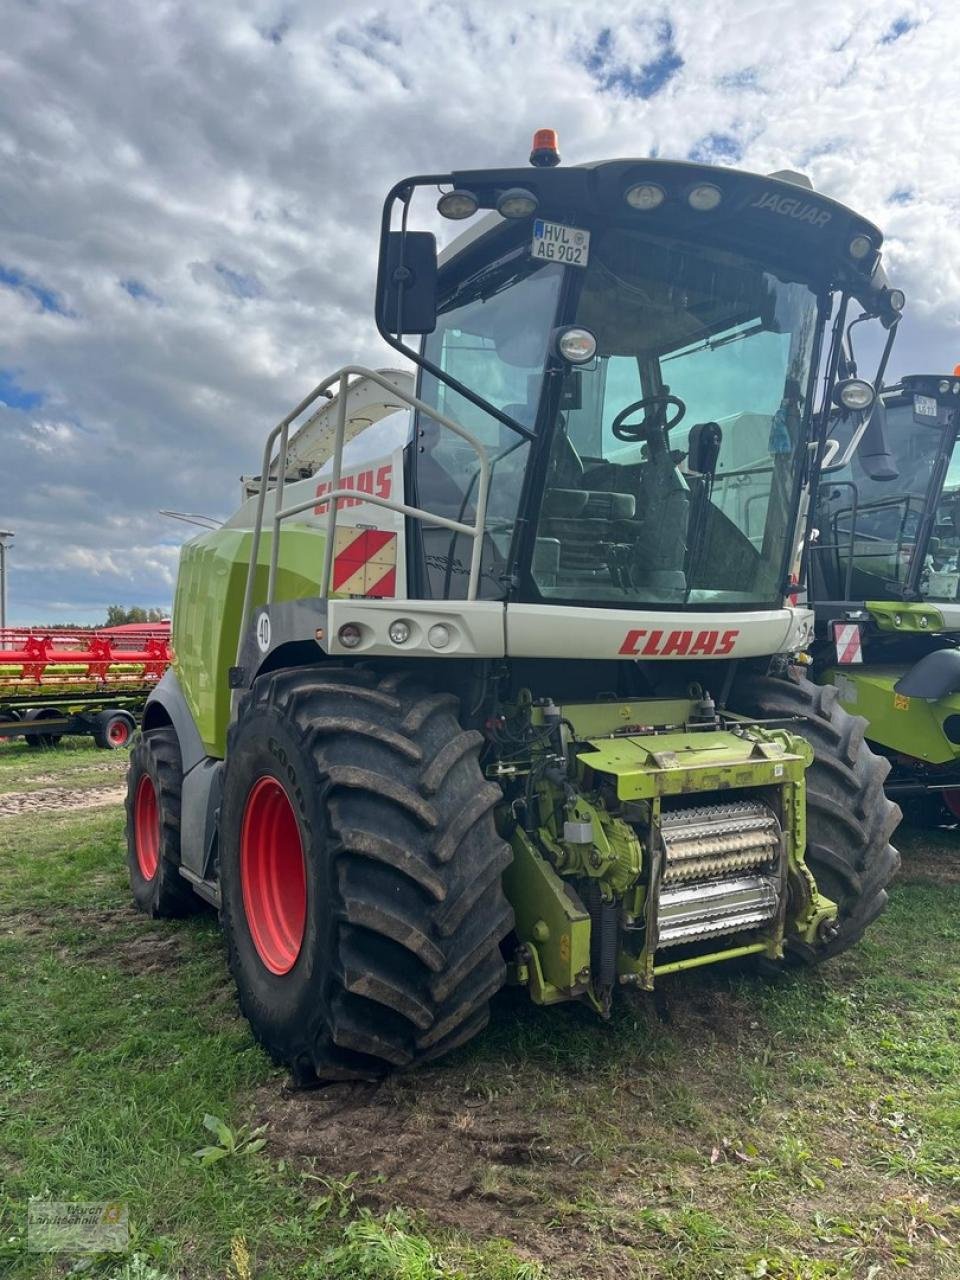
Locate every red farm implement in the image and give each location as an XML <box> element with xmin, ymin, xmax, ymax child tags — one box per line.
<box><xmin>0</xmin><ymin>623</ymin><xmax>171</xmax><ymax>749</ymax></box>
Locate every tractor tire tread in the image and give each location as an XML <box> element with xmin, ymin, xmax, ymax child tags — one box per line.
<box><xmin>125</xmin><ymin>727</ymin><xmax>196</xmax><ymax>918</ymax></box>
<box><xmin>220</xmin><ymin>668</ymin><xmax>513</xmax><ymax>1081</ymax></box>
<box><xmin>733</xmin><ymin>668</ymin><xmax>900</xmax><ymax>963</ymax></box>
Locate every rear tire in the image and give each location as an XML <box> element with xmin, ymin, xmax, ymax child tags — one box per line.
<box><xmin>93</xmin><ymin>709</ymin><xmax>135</xmax><ymax>750</ymax></box>
<box><xmin>125</xmin><ymin>727</ymin><xmax>196</xmax><ymax>917</ymax></box>
<box><xmin>24</xmin><ymin>707</ymin><xmax>63</xmax><ymax>749</ymax></box>
<box><xmin>219</xmin><ymin>667</ymin><xmax>514</xmax><ymax>1082</ymax></box>
<box><xmin>732</xmin><ymin>669</ymin><xmax>901</xmax><ymax>962</ymax></box>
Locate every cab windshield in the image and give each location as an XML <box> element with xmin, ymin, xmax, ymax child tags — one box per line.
<box><xmin>416</xmin><ymin>226</ymin><xmax>823</xmax><ymax>606</ymax></box>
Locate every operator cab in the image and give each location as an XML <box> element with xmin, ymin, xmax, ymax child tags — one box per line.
<box><xmin>416</xmin><ymin>225</ymin><xmax>814</xmax><ymax>607</ymax></box>
<box><xmin>377</xmin><ymin>144</ymin><xmax>904</xmax><ymax>616</ymax></box>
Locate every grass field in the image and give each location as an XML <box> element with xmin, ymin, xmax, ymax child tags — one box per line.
<box><xmin>1</xmin><ymin>739</ymin><xmax>958</xmax><ymax>1279</ymax></box>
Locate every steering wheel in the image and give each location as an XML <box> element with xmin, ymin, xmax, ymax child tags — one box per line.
<box><xmin>611</xmin><ymin>394</ymin><xmax>686</xmax><ymax>442</ymax></box>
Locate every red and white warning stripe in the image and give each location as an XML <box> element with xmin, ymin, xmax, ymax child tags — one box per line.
<box><xmin>331</xmin><ymin>527</ymin><xmax>397</xmax><ymax>598</ymax></box>
<box><xmin>832</xmin><ymin>621</ymin><xmax>862</xmax><ymax>665</ymax></box>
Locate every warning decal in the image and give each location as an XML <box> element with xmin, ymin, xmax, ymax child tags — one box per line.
<box><xmin>833</xmin><ymin>622</ymin><xmax>862</xmax><ymax>665</ymax></box>
<box><xmin>332</xmin><ymin>528</ymin><xmax>397</xmax><ymax>598</ymax></box>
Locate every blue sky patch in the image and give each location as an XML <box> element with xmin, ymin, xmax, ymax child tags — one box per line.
<box><xmin>888</xmin><ymin>187</ymin><xmax>914</xmax><ymax>205</ymax></box>
<box><xmin>880</xmin><ymin>16</ymin><xmax>919</xmax><ymax>43</ymax></box>
<box><xmin>717</xmin><ymin>68</ymin><xmax>761</xmax><ymax>91</ymax></box>
<box><xmin>0</xmin><ymin>264</ymin><xmax>68</xmax><ymax>315</ymax></box>
<box><xmin>214</xmin><ymin>263</ymin><xmax>262</xmax><ymax>299</ymax></box>
<box><xmin>689</xmin><ymin>132</ymin><xmax>743</xmax><ymax>165</ymax></box>
<box><xmin>120</xmin><ymin>278</ymin><xmax>160</xmax><ymax>303</ymax></box>
<box><xmin>583</xmin><ymin>21</ymin><xmax>683</xmax><ymax>99</ymax></box>
<box><xmin>0</xmin><ymin>369</ymin><xmax>44</xmax><ymax>411</ymax></box>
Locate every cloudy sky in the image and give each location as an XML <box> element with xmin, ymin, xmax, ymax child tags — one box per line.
<box><xmin>2</xmin><ymin>0</ymin><xmax>958</xmax><ymax>623</ymax></box>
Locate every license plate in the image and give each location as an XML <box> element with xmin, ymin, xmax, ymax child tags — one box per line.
<box><xmin>914</xmin><ymin>394</ymin><xmax>938</xmax><ymax>418</ymax></box>
<box><xmin>531</xmin><ymin>220</ymin><xmax>590</xmax><ymax>268</ymax></box>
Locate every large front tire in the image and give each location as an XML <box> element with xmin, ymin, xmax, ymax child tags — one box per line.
<box><xmin>733</xmin><ymin>670</ymin><xmax>901</xmax><ymax>962</ymax></box>
<box><xmin>219</xmin><ymin>667</ymin><xmax>513</xmax><ymax>1082</ymax></box>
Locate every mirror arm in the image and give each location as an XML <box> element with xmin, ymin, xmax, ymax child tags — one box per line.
<box><xmin>821</xmin><ymin>439</ymin><xmax>841</xmax><ymax>470</ymax></box>
<box><xmin>819</xmin><ymin>302</ymin><xmax>901</xmax><ymax>475</ymax></box>
<box><xmin>374</xmin><ymin>179</ymin><xmax>536</xmax><ymax>444</ymax></box>
<box><xmin>820</xmin><ymin>408</ymin><xmax>876</xmax><ymax>473</ymax></box>
<box><xmin>874</xmin><ymin>316</ymin><xmax>900</xmax><ymax>393</ymax></box>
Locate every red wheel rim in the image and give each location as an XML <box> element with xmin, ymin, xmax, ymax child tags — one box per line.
<box><xmin>944</xmin><ymin>789</ymin><xmax>960</xmax><ymax>820</ymax></box>
<box><xmin>240</xmin><ymin>776</ymin><xmax>307</xmax><ymax>975</ymax></box>
<box><xmin>109</xmin><ymin>720</ymin><xmax>130</xmax><ymax>746</ymax></box>
<box><xmin>134</xmin><ymin>774</ymin><xmax>160</xmax><ymax>880</ymax></box>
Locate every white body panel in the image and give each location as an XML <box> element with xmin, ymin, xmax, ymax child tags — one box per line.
<box><xmin>327</xmin><ymin>598</ymin><xmax>505</xmax><ymax>656</ymax></box>
<box><xmin>505</xmin><ymin>603</ymin><xmax>813</xmax><ymax>660</ymax></box>
<box><xmin>325</xmin><ymin>598</ymin><xmax>814</xmax><ymax>661</ymax></box>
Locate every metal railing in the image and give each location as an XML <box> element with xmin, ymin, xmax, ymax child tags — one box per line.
<box><xmin>237</xmin><ymin>366</ymin><xmax>490</xmax><ymax>660</ymax></box>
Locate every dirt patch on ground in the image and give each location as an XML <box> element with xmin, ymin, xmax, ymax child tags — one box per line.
<box><xmin>254</xmin><ymin>1072</ymin><xmax>639</xmax><ymax>1275</ymax></box>
<box><xmin>897</xmin><ymin>834</ymin><xmax>960</xmax><ymax>886</ymax></box>
<box><xmin>252</xmin><ymin>1059</ymin><xmax>958</xmax><ymax>1278</ymax></box>
<box><xmin>82</xmin><ymin>924</ymin><xmax>189</xmax><ymax>975</ymax></box>
<box><xmin>0</xmin><ymin>900</ymin><xmax>191</xmax><ymax>975</ymax></box>
<box><xmin>0</xmin><ymin>782</ymin><xmax>126</xmax><ymax>818</ymax></box>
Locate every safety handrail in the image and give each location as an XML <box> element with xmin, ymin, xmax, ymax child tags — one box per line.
<box><xmin>237</xmin><ymin>366</ymin><xmax>490</xmax><ymax>659</ymax></box>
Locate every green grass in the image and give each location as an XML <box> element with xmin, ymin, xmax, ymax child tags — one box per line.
<box><xmin>1</xmin><ymin>748</ymin><xmax>959</xmax><ymax>1278</ymax></box>
<box><xmin>0</xmin><ymin>737</ymin><xmax>127</xmax><ymax>794</ymax></box>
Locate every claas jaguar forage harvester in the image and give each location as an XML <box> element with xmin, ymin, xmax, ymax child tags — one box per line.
<box><xmin>126</xmin><ymin>132</ymin><xmax>904</xmax><ymax>1082</ymax></box>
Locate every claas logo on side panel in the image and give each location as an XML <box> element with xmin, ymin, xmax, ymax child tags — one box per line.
<box><xmin>618</xmin><ymin>628</ymin><xmax>740</xmax><ymax>657</ymax></box>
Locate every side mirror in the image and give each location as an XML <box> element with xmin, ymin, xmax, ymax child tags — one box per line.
<box><xmin>857</xmin><ymin>401</ymin><xmax>899</xmax><ymax>482</ymax></box>
<box><xmin>376</xmin><ymin>231</ymin><xmax>438</xmax><ymax>336</ymax></box>
<box><xmin>687</xmin><ymin>421</ymin><xmax>722</xmax><ymax>476</ymax></box>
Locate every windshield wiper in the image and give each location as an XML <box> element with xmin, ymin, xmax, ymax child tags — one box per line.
<box><xmin>661</xmin><ymin>321</ymin><xmax>765</xmax><ymax>364</ymax></box>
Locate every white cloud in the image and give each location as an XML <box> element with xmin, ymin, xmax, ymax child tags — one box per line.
<box><xmin>2</xmin><ymin>0</ymin><xmax>959</xmax><ymax>621</ymax></box>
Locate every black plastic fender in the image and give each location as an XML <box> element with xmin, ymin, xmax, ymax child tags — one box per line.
<box><xmin>142</xmin><ymin>669</ymin><xmax>207</xmax><ymax>772</ymax></box>
<box><xmin>141</xmin><ymin>670</ymin><xmax>222</xmax><ymax>880</ymax></box>
<box><xmin>894</xmin><ymin>647</ymin><xmax>960</xmax><ymax>700</ymax></box>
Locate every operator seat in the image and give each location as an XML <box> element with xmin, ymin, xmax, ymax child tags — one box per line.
<box><xmin>537</xmin><ymin>415</ymin><xmax>637</xmax><ymax>573</ymax></box>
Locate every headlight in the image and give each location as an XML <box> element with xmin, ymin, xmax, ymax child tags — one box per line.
<box><xmin>688</xmin><ymin>183</ymin><xmax>722</xmax><ymax>211</ymax></box>
<box><xmin>496</xmin><ymin>187</ymin><xmax>539</xmax><ymax>219</ymax></box>
<box><xmin>625</xmin><ymin>182</ymin><xmax>666</xmax><ymax>211</ymax></box>
<box><xmin>337</xmin><ymin>623</ymin><xmax>362</xmax><ymax>649</ymax></box>
<box><xmin>848</xmin><ymin>234</ymin><xmax>874</xmax><ymax>261</ymax></box>
<box><xmin>886</xmin><ymin>287</ymin><xmax>906</xmax><ymax>313</ymax></box>
<box><xmin>428</xmin><ymin>624</ymin><xmax>451</xmax><ymax>649</ymax></box>
<box><xmin>388</xmin><ymin>619</ymin><xmax>411</xmax><ymax>645</ymax></box>
<box><xmin>555</xmin><ymin>326</ymin><xmax>597</xmax><ymax>364</ymax></box>
<box><xmin>437</xmin><ymin>189</ymin><xmax>479</xmax><ymax>220</ymax></box>
<box><xmin>832</xmin><ymin>378</ymin><xmax>876</xmax><ymax>411</ymax></box>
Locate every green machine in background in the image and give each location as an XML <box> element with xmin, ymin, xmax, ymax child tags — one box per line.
<box><xmin>810</xmin><ymin>372</ymin><xmax>960</xmax><ymax>822</ymax></box>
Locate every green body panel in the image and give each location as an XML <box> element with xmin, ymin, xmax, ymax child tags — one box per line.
<box><xmin>864</xmin><ymin>601</ymin><xmax>945</xmax><ymax>633</ymax></box>
<box><xmin>579</xmin><ymin>726</ymin><xmax>810</xmax><ymax>800</ymax></box>
<box><xmin>500</xmin><ymin>828</ymin><xmax>593</xmax><ymax>1005</ymax></box>
<box><xmin>823</xmin><ymin>665</ymin><xmax>960</xmax><ymax>764</ymax></box>
<box><xmin>172</xmin><ymin>524</ymin><xmax>327</xmax><ymax>756</ymax></box>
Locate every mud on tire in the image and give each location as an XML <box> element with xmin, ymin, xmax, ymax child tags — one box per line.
<box><xmin>733</xmin><ymin>669</ymin><xmax>901</xmax><ymax>962</ymax></box>
<box><xmin>219</xmin><ymin>667</ymin><xmax>514</xmax><ymax>1082</ymax></box>
<box><xmin>125</xmin><ymin>727</ymin><xmax>196</xmax><ymax>917</ymax></box>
